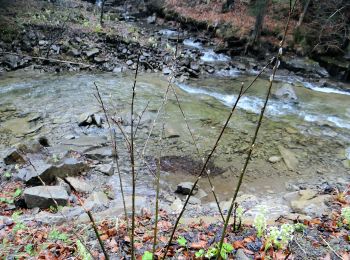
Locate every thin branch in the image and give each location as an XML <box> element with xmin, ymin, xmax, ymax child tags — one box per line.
<box><xmin>94</xmin><ymin>83</ymin><xmax>129</xmax><ymax>231</ymax></box>
<box><xmin>216</xmin><ymin>1</ymin><xmax>297</xmax><ymax>258</ymax></box>
<box><xmin>130</xmin><ymin>53</ymin><xmax>141</xmax><ymax>260</ymax></box>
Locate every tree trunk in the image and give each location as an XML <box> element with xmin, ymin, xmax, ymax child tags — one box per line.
<box><xmin>296</xmin><ymin>0</ymin><xmax>311</xmax><ymax>28</ymax></box>
<box><xmin>100</xmin><ymin>0</ymin><xmax>106</xmax><ymax>26</ymax></box>
<box><xmin>251</xmin><ymin>0</ymin><xmax>268</xmax><ymax>45</ymax></box>
<box><xmin>222</xmin><ymin>0</ymin><xmax>235</xmax><ymax>13</ymax></box>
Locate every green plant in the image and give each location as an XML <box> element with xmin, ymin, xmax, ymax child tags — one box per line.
<box><xmin>220</xmin><ymin>243</ymin><xmax>233</xmax><ymax>259</ymax></box>
<box><xmin>49</xmin><ymin>205</ymin><xmax>63</xmax><ymax>213</ymax></box>
<box><xmin>205</xmin><ymin>246</ymin><xmax>218</xmax><ymax>258</ymax></box>
<box><xmin>203</xmin><ymin>243</ymin><xmax>233</xmax><ymax>259</ymax></box>
<box><xmin>294</xmin><ymin>223</ymin><xmax>306</xmax><ymax>233</ymax></box>
<box><xmin>25</xmin><ymin>244</ymin><xmax>34</xmax><ymax>256</ymax></box>
<box><xmin>177</xmin><ymin>236</ymin><xmax>187</xmax><ymax>247</ymax></box>
<box><xmin>76</xmin><ymin>240</ymin><xmax>92</xmax><ymax>260</ymax></box>
<box><xmin>342</xmin><ymin>207</ymin><xmax>350</xmax><ymax>228</ymax></box>
<box><xmin>265</xmin><ymin>224</ymin><xmax>295</xmax><ymax>250</ymax></box>
<box><xmin>49</xmin><ymin>229</ymin><xmax>69</xmax><ymax>242</ymax></box>
<box><xmin>4</xmin><ymin>171</ymin><xmax>12</xmax><ymax>179</ymax></box>
<box><xmin>253</xmin><ymin>207</ymin><xmax>267</xmax><ymax>238</ymax></box>
<box><xmin>142</xmin><ymin>251</ymin><xmax>153</xmax><ymax>260</ymax></box>
<box><xmin>11</xmin><ymin>211</ymin><xmax>26</xmax><ymax>234</ymax></box>
<box><xmin>13</xmin><ymin>188</ymin><xmax>22</xmax><ymax>198</ymax></box>
<box><xmin>195</xmin><ymin>249</ymin><xmax>205</xmax><ymax>258</ymax></box>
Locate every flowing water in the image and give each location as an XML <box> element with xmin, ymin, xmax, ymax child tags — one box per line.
<box><xmin>0</xmin><ymin>69</ymin><xmax>349</xmax><ymax>217</ymax></box>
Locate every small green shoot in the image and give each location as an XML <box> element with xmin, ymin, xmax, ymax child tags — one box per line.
<box><xmin>49</xmin><ymin>229</ymin><xmax>69</xmax><ymax>242</ymax></box>
<box><xmin>177</xmin><ymin>236</ymin><xmax>187</xmax><ymax>247</ymax></box>
<box><xmin>342</xmin><ymin>207</ymin><xmax>350</xmax><ymax>228</ymax></box>
<box><xmin>142</xmin><ymin>251</ymin><xmax>153</xmax><ymax>260</ymax></box>
<box><xmin>76</xmin><ymin>240</ymin><xmax>92</xmax><ymax>260</ymax></box>
<box><xmin>253</xmin><ymin>207</ymin><xmax>267</xmax><ymax>238</ymax></box>
<box><xmin>195</xmin><ymin>249</ymin><xmax>205</xmax><ymax>258</ymax></box>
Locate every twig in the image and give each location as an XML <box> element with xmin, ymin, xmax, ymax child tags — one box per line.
<box><xmin>169</xmin><ymin>84</ymin><xmax>225</xmax><ymax>222</ymax></box>
<box><xmin>134</xmin><ymin>101</ymin><xmax>150</xmax><ymax>139</ymax></box>
<box><xmin>152</xmin><ymin>125</ymin><xmax>165</xmax><ymax>257</ymax></box>
<box><xmin>216</xmin><ymin>2</ymin><xmax>297</xmax><ymax>259</ymax></box>
<box><xmin>94</xmin><ymin>83</ymin><xmax>129</xmax><ymax>231</ymax></box>
<box><xmin>320</xmin><ymin>235</ymin><xmax>342</xmax><ymax>259</ymax></box>
<box><xmin>130</xmin><ymin>53</ymin><xmax>141</xmax><ymax>260</ymax></box>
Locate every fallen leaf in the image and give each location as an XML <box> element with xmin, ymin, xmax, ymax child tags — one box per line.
<box><xmin>190</xmin><ymin>240</ymin><xmax>207</xmax><ymax>249</ymax></box>
<box><xmin>233</xmin><ymin>240</ymin><xmax>245</xmax><ymax>249</ymax></box>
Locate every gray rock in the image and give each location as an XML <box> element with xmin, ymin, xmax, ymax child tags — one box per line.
<box><xmin>162</xmin><ymin>67</ymin><xmax>172</xmax><ymax>75</ymax></box>
<box><xmin>274</xmin><ymin>84</ymin><xmax>297</xmax><ymax>101</ymax></box>
<box><xmin>38</xmin><ymin>40</ymin><xmax>48</xmax><ymax>46</ymax></box>
<box><xmin>84</xmin><ymin>191</ymin><xmax>109</xmax><ymax>211</ymax></box>
<box><xmin>24</xmin><ymin>186</ymin><xmax>69</xmax><ymax>209</ymax></box>
<box><xmin>188</xmin><ymin>197</ymin><xmax>201</xmax><ymax>205</ymax></box>
<box><xmin>235</xmin><ymin>249</ymin><xmax>250</xmax><ymax>260</ymax></box>
<box><xmin>278</xmin><ymin>146</ymin><xmax>299</xmax><ymax>171</ymax></box>
<box><xmin>85</xmin><ymin>48</ymin><xmax>100</xmax><ymax>58</ymax></box>
<box><xmin>68</xmin><ymin>48</ymin><xmax>81</xmax><ymax>57</ymax></box>
<box><xmin>171</xmin><ymin>198</ymin><xmax>183</xmax><ymax>212</ymax></box>
<box><xmin>65</xmin><ymin>177</ymin><xmax>94</xmax><ymax>193</ymax></box>
<box><xmin>146</xmin><ymin>14</ymin><xmax>157</xmax><ymax>24</ymax></box>
<box><xmin>85</xmin><ymin>147</ymin><xmax>113</xmax><ymax>160</ymax></box>
<box><xmin>95</xmin><ymin>164</ymin><xmax>114</xmax><ymax>175</ymax></box>
<box><xmin>3</xmin><ymin>149</ymin><xmax>26</xmax><ymax>165</ymax></box>
<box><xmin>17</xmin><ymin>157</ymin><xmax>89</xmax><ymax>185</ymax></box>
<box><xmin>268</xmin><ymin>156</ymin><xmax>281</xmax><ymax>163</ymax></box>
<box><xmin>4</xmin><ymin>54</ymin><xmax>20</xmax><ymax>69</ymax></box>
<box><xmin>126</xmin><ymin>60</ymin><xmax>133</xmax><ymax>66</ymax></box>
<box><xmin>56</xmin><ymin>177</ymin><xmax>71</xmax><ymax>194</ymax></box>
<box><xmin>176</xmin><ymin>182</ymin><xmax>198</xmax><ymax>195</ymax></box>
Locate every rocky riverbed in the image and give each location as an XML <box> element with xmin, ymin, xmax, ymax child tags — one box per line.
<box><xmin>0</xmin><ymin>67</ymin><xmax>349</xmax><ymax>228</ymax></box>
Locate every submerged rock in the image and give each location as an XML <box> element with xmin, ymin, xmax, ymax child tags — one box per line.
<box><xmin>24</xmin><ymin>186</ymin><xmax>69</xmax><ymax>209</ymax></box>
<box><xmin>176</xmin><ymin>182</ymin><xmax>198</xmax><ymax>195</ymax></box>
<box><xmin>274</xmin><ymin>84</ymin><xmax>297</xmax><ymax>102</ymax></box>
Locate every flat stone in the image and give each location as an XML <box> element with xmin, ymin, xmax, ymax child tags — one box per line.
<box><xmin>85</xmin><ymin>147</ymin><xmax>113</xmax><ymax>160</ymax></box>
<box><xmin>171</xmin><ymin>198</ymin><xmax>183</xmax><ymax>212</ymax></box>
<box><xmin>268</xmin><ymin>156</ymin><xmax>281</xmax><ymax>163</ymax></box>
<box><xmin>65</xmin><ymin>177</ymin><xmax>94</xmax><ymax>193</ymax></box>
<box><xmin>278</xmin><ymin>145</ymin><xmax>299</xmax><ymax>171</ymax></box>
<box><xmin>85</xmin><ymin>48</ymin><xmax>100</xmax><ymax>58</ymax></box>
<box><xmin>95</xmin><ymin>164</ymin><xmax>114</xmax><ymax>175</ymax></box>
<box><xmin>24</xmin><ymin>186</ymin><xmax>69</xmax><ymax>209</ymax></box>
<box><xmin>188</xmin><ymin>197</ymin><xmax>201</xmax><ymax>205</ymax></box>
<box><xmin>235</xmin><ymin>249</ymin><xmax>250</xmax><ymax>260</ymax></box>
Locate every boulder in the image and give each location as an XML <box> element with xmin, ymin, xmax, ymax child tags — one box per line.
<box><xmin>283</xmin><ymin>189</ymin><xmax>331</xmax><ymax>217</ymax></box>
<box><xmin>85</xmin><ymin>147</ymin><xmax>113</xmax><ymax>160</ymax></box>
<box><xmin>274</xmin><ymin>84</ymin><xmax>297</xmax><ymax>101</ymax></box>
<box><xmin>24</xmin><ymin>186</ymin><xmax>69</xmax><ymax>209</ymax></box>
<box><xmin>278</xmin><ymin>146</ymin><xmax>299</xmax><ymax>171</ymax></box>
<box><xmin>17</xmin><ymin>158</ymin><xmax>89</xmax><ymax>185</ymax></box>
<box><xmin>3</xmin><ymin>54</ymin><xmax>20</xmax><ymax>69</ymax></box>
<box><xmin>78</xmin><ymin>113</ymin><xmax>103</xmax><ymax>127</ymax></box>
<box><xmin>176</xmin><ymin>182</ymin><xmax>198</xmax><ymax>195</ymax></box>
